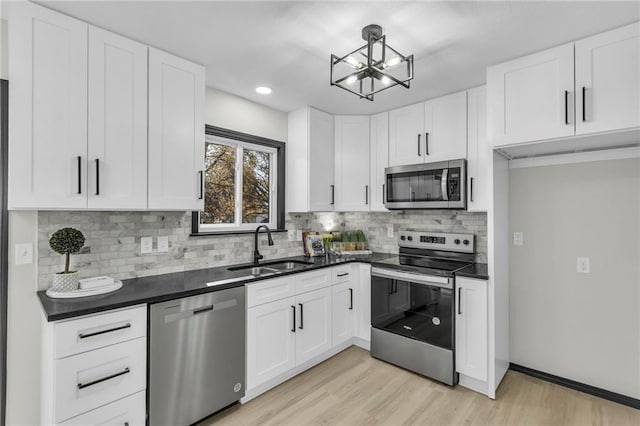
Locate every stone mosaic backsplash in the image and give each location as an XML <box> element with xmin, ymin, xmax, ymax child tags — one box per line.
<box><xmin>37</xmin><ymin>210</ymin><xmax>487</xmax><ymax>290</ymax></box>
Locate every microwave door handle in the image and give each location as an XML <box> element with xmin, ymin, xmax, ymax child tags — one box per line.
<box><xmin>441</xmin><ymin>168</ymin><xmax>449</xmax><ymax>201</ymax></box>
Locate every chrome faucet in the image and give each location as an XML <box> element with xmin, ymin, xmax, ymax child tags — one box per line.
<box><xmin>253</xmin><ymin>225</ymin><xmax>274</xmax><ymax>265</ymax></box>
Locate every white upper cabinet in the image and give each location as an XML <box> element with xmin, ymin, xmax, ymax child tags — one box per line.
<box><xmin>148</xmin><ymin>48</ymin><xmax>205</xmax><ymax>211</ymax></box>
<box><xmin>8</xmin><ymin>3</ymin><xmax>88</xmax><ymax>209</ymax></box>
<box><xmin>487</xmin><ymin>43</ymin><xmax>575</xmax><ymax>147</ymax></box>
<box><xmin>88</xmin><ymin>27</ymin><xmax>148</xmax><ymax>209</ymax></box>
<box><xmin>369</xmin><ymin>112</ymin><xmax>389</xmax><ymax>212</ymax></box>
<box><xmin>466</xmin><ymin>86</ymin><xmax>489</xmax><ymax>212</ymax></box>
<box><xmin>287</xmin><ymin>107</ymin><xmax>335</xmax><ymax>212</ymax></box>
<box><xmin>334</xmin><ymin>115</ymin><xmax>370</xmax><ymax>212</ymax></box>
<box><xmin>388</xmin><ymin>103</ymin><xmax>424</xmax><ymax>166</ymax></box>
<box><xmin>423</xmin><ymin>91</ymin><xmax>468</xmax><ymax>162</ymax></box>
<box><xmin>575</xmin><ymin>22</ymin><xmax>640</xmax><ymax>135</ymax></box>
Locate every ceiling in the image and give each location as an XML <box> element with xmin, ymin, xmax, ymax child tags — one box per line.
<box><xmin>34</xmin><ymin>1</ymin><xmax>640</xmax><ymax>115</ymax></box>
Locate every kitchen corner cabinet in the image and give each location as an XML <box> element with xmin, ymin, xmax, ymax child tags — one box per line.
<box><xmin>8</xmin><ymin>2</ymin><xmax>88</xmax><ymax>209</ymax></box>
<box><xmin>369</xmin><ymin>112</ymin><xmax>389</xmax><ymax>212</ymax></box>
<box><xmin>423</xmin><ymin>91</ymin><xmax>468</xmax><ymax>162</ymax></box>
<box><xmin>466</xmin><ymin>86</ymin><xmax>489</xmax><ymax>212</ymax></box>
<box><xmin>287</xmin><ymin>107</ymin><xmax>335</xmax><ymax>212</ymax></box>
<box><xmin>148</xmin><ymin>48</ymin><xmax>205</xmax><ymax>211</ymax></box>
<box><xmin>455</xmin><ymin>277</ymin><xmax>488</xmax><ymax>383</ymax></box>
<box><xmin>334</xmin><ymin>115</ymin><xmax>370</xmax><ymax>211</ymax></box>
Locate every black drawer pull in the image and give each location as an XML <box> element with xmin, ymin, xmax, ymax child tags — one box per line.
<box><xmin>78</xmin><ymin>323</ymin><xmax>131</xmax><ymax>339</ymax></box>
<box><xmin>78</xmin><ymin>367</ymin><xmax>130</xmax><ymax>390</ymax></box>
<box><xmin>337</xmin><ymin>272</ymin><xmax>349</xmax><ymax>277</ymax></box>
<box><xmin>193</xmin><ymin>305</ymin><xmax>213</xmax><ymax>315</ymax></box>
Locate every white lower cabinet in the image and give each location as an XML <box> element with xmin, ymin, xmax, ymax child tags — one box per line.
<box><xmin>332</xmin><ymin>282</ymin><xmax>355</xmax><ymax>347</ymax></box>
<box><xmin>59</xmin><ymin>391</ymin><xmax>146</xmax><ymax>426</ymax></box>
<box><xmin>455</xmin><ymin>277</ymin><xmax>488</xmax><ymax>382</ymax></box>
<box><xmin>295</xmin><ymin>287</ymin><xmax>332</xmax><ymax>364</ymax></box>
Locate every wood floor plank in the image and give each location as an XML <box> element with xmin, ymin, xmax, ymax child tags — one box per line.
<box><xmin>200</xmin><ymin>347</ymin><xmax>640</xmax><ymax>426</ymax></box>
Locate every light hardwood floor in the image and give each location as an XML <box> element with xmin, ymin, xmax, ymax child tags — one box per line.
<box><xmin>200</xmin><ymin>347</ymin><xmax>640</xmax><ymax>425</ymax></box>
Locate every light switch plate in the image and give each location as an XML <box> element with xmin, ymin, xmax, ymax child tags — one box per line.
<box><xmin>577</xmin><ymin>257</ymin><xmax>590</xmax><ymax>273</ymax></box>
<box><xmin>513</xmin><ymin>232</ymin><xmax>524</xmax><ymax>246</ymax></box>
<box><xmin>157</xmin><ymin>236</ymin><xmax>169</xmax><ymax>253</ymax></box>
<box><xmin>140</xmin><ymin>237</ymin><xmax>153</xmax><ymax>254</ymax></box>
<box><xmin>15</xmin><ymin>243</ymin><xmax>33</xmax><ymax>265</ymax></box>
<box><xmin>387</xmin><ymin>225</ymin><xmax>394</xmax><ymax>238</ymax></box>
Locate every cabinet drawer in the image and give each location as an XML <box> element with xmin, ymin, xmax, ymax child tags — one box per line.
<box><xmin>332</xmin><ymin>265</ymin><xmax>352</xmax><ymax>285</ymax></box>
<box><xmin>247</xmin><ymin>276</ymin><xmax>296</xmax><ymax>307</ymax></box>
<box><xmin>54</xmin><ymin>305</ymin><xmax>146</xmax><ymax>359</ymax></box>
<box><xmin>54</xmin><ymin>337</ymin><xmax>146</xmax><ymax>423</ymax></box>
<box><xmin>58</xmin><ymin>390</ymin><xmax>145</xmax><ymax>426</ymax></box>
<box><xmin>295</xmin><ymin>269</ymin><xmax>331</xmax><ymax>294</ymax></box>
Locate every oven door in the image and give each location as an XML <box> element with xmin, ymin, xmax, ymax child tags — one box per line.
<box><xmin>370</xmin><ymin>267</ymin><xmax>454</xmax><ymax>350</ymax></box>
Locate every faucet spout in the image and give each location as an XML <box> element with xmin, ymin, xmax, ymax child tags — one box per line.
<box><xmin>253</xmin><ymin>225</ymin><xmax>274</xmax><ymax>265</ymax></box>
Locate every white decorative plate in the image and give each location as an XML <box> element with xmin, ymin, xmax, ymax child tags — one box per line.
<box><xmin>45</xmin><ymin>280</ymin><xmax>123</xmax><ymax>299</ymax></box>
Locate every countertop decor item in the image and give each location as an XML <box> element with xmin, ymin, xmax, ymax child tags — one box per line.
<box><xmin>49</xmin><ymin>227</ymin><xmax>85</xmax><ymax>292</ymax></box>
<box><xmin>330</xmin><ymin>24</ymin><xmax>414</xmax><ymax>101</ymax></box>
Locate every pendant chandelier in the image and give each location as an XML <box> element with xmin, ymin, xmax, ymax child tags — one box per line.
<box><xmin>330</xmin><ymin>24</ymin><xmax>414</xmax><ymax>101</ymax></box>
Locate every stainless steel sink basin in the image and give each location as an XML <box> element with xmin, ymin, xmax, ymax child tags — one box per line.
<box><xmin>262</xmin><ymin>260</ymin><xmax>314</xmax><ymax>270</ymax></box>
<box><xmin>249</xmin><ymin>266</ymin><xmax>279</xmax><ymax>276</ymax></box>
<box><xmin>227</xmin><ymin>259</ymin><xmax>313</xmax><ymax>275</ymax></box>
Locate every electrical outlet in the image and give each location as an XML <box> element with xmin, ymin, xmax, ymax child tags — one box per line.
<box><xmin>513</xmin><ymin>232</ymin><xmax>524</xmax><ymax>246</ymax></box>
<box><xmin>296</xmin><ymin>230</ymin><xmax>303</xmax><ymax>241</ymax></box>
<box><xmin>15</xmin><ymin>243</ymin><xmax>33</xmax><ymax>265</ymax></box>
<box><xmin>288</xmin><ymin>230</ymin><xmax>296</xmax><ymax>242</ymax></box>
<box><xmin>387</xmin><ymin>225</ymin><xmax>394</xmax><ymax>238</ymax></box>
<box><xmin>140</xmin><ymin>237</ymin><xmax>153</xmax><ymax>254</ymax></box>
<box><xmin>577</xmin><ymin>257</ymin><xmax>590</xmax><ymax>273</ymax></box>
<box><xmin>157</xmin><ymin>236</ymin><xmax>169</xmax><ymax>253</ymax></box>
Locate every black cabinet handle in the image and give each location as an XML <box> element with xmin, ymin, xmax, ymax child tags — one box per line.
<box><xmin>77</xmin><ymin>156</ymin><xmax>82</xmax><ymax>194</ymax></box>
<box><xmin>349</xmin><ymin>288</ymin><xmax>353</xmax><ymax>310</ymax></box>
<box><xmin>78</xmin><ymin>367</ymin><xmax>130</xmax><ymax>390</ymax></box>
<box><xmin>298</xmin><ymin>303</ymin><xmax>304</xmax><ymax>329</ymax></box>
<box><xmin>330</xmin><ymin>185</ymin><xmax>335</xmax><ymax>205</ymax></box>
<box><xmin>337</xmin><ymin>272</ymin><xmax>349</xmax><ymax>277</ymax></box>
<box><xmin>470</xmin><ymin>177</ymin><xmax>474</xmax><ymax>202</ymax></box>
<box><xmin>78</xmin><ymin>323</ymin><xmax>131</xmax><ymax>339</ymax></box>
<box><xmin>382</xmin><ymin>184</ymin><xmax>385</xmax><ymax>203</ymax></box>
<box><xmin>425</xmin><ymin>133</ymin><xmax>430</xmax><ymax>155</ymax></box>
<box><xmin>393</xmin><ymin>281</ymin><xmax>398</xmax><ymax>294</ymax></box>
<box><xmin>365</xmin><ymin>185</ymin><xmax>368</xmax><ymax>205</ymax></box>
<box><xmin>582</xmin><ymin>86</ymin><xmax>587</xmax><ymax>122</ymax></box>
<box><xmin>388</xmin><ymin>281</ymin><xmax>394</xmax><ymax>295</ymax></box>
<box><xmin>193</xmin><ymin>305</ymin><xmax>213</xmax><ymax>315</ymax></box>
<box><xmin>417</xmin><ymin>134</ymin><xmax>421</xmax><ymax>156</ymax></box>
<box><xmin>198</xmin><ymin>171</ymin><xmax>204</xmax><ymax>200</ymax></box>
<box><xmin>564</xmin><ymin>90</ymin><xmax>569</xmax><ymax>125</ymax></box>
<box><xmin>291</xmin><ymin>305</ymin><xmax>296</xmax><ymax>332</ymax></box>
<box><xmin>95</xmin><ymin>158</ymin><xmax>100</xmax><ymax>196</ymax></box>
<box><xmin>458</xmin><ymin>288</ymin><xmax>462</xmax><ymax>315</ymax></box>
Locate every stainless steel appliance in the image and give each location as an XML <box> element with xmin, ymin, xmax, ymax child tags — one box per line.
<box><xmin>149</xmin><ymin>286</ymin><xmax>245</xmax><ymax>426</ymax></box>
<box><xmin>370</xmin><ymin>231</ymin><xmax>474</xmax><ymax>385</ymax></box>
<box><xmin>384</xmin><ymin>159</ymin><xmax>466</xmax><ymax>209</ymax></box>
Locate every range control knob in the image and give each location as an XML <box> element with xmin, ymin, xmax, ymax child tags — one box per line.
<box><xmin>407</xmin><ymin>236</ymin><xmax>413</xmax><ymax>242</ymax></box>
<box><xmin>400</xmin><ymin>235</ymin><xmax>406</xmax><ymax>241</ymax></box>
<box><xmin>454</xmin><ymin>239</ymin><xmax>461</xmax><ymax>245</ymax></box>
<box><xmin>463</xmin><ymin>239</ymin><xmax>470</xmax><ymax>245</ymax></box>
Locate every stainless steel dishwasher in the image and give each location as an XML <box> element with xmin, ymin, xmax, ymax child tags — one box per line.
<box><xmin>149</xmin><ymin>286</ymin><xmax>245</xmax><ymax>426</ymax></box>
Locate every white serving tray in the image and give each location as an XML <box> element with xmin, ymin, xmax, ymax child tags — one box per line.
<box><xmin>45</xmin><ymin>280</ymin><xmax>123</xmax><ymax>299</ymax></box>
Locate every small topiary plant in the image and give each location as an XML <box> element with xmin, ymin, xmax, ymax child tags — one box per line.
<box><xmin>49</xmin><ymin>227</ymin><xmax>85</xmax><ymax>274</ymax></box>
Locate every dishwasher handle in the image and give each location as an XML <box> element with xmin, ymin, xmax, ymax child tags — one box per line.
<box><xmin>162</xmin><ymin>298</ymin><xmax>238</xmax><ymax>324</ymax></box>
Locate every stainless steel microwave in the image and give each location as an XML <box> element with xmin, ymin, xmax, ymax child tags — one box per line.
<box><xmin>384</xmin><ymin>159</ymin><xmax>466</xmax><ymax>209</ymax></box>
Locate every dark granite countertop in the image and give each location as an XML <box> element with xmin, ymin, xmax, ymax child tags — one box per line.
<box><xmin>455</xmin><ymin>263</ymin><xmax>489</xmax><ymax>280</ymax></box>
<box><xmin>38</xmin><ymin>252</ymin><xmax>395</xmax><ymax>322</ymax></box>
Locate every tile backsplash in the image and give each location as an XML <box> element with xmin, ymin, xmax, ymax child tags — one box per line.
<box><xmin>37</xmin><ymin>210</ymin><xmax>487</xmax><ymax>290</ymax></box>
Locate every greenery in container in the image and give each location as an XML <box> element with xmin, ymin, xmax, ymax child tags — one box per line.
<box><xmin>49</xmin><ymin>228</ymin><xmax>85</xmax><ymax>292</ymax></box>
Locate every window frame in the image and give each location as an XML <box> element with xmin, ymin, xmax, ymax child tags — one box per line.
<box><xmin>191</xmin><ymin>125</ymin><xmax>286</xmax><ymax>236</ymax></box>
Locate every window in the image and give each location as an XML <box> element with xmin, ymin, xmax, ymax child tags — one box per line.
<box><xmin>192</xmin><ymin>126</ymin><xmax>285</xmax><ymax>234</ymax></box>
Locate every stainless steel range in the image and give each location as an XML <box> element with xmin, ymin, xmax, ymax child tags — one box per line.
<box><xmin>370</xmin><ymin>231</ymin><xmax>475</xmax><ymax>385</ymax></box>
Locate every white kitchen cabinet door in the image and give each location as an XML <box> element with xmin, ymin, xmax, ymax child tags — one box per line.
<box><xmin>575</xmin><ymin>22</ymin><xmax>640</xmax><ymax>135</ymax></box>
<box><xmin>58</xmin><ymin>390</ymin><xmax>146</xmax><ymax>426</ymax></box>
<box><xmin>355</xmin><ymin>264</ymin><xmax>371</xmax><ymax>343</ymax></box>
<box><xmin>308</xmin><ymin>108</ymin><xmax>335</xmax><ymax>211</ymax></box>
<box><xmin>295</xmin><ymin>287</ymin><xmax>332</xmax><ymax>365</ymax></box>
<box><xmin>455</xmin><ymin>277</ymin><xmax>488</xmax><ymax>382</ymax></box>
<box><xmin>332</xmin><ymin>281</ymin><xmax>355</xmax><ymax>347</ymax></box>
<box><xmin>334</xmin><ymin>115</ymin><xmax>370</xmax><ymax>211</ymax></box>
<box><xmin>388</xmin><ymin>103</ymin><xmax>424</xmax><ymax>166</ymax></box>
<box><xmin>8</xmin><ymin>2</ymin><xmax>88</xmax><ymax>209</ymax></box>
<box><xmin>423</xmin><ymin>91</ymin><xmax>468</xmax><ymax>162</ymax></box>
<box><xmin>369</xmin><ymin>112</ymin><xmax>389</xmax><ymax>211</ymax></box>
<box><xmin>88</xmin><ymin>26</ymin><xmax>148</xmax><ymax>209</ymax></box>
<box><xmin>148</xmin><ymin>48</ymin><xmax>205</xmax><ymax>210</ymax></box>
<box><xmin>246</xmin><ymin>296</ymin><xmax>297</xmax><ymax>390</ymax></box>
<box><xmin>466</xmin><ymin>86</ymin><xmax>489</xmax><ymax>212</ymax></box>
<box><xmin>487</xmin><ymin>43</ymin><xmax>575</xmax><ymax>147</ymax></box>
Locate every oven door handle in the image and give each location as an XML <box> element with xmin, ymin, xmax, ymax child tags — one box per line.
<box><xmin>441</xmin><ymin>168</ymin><xmax>449</xmax><ymax>201</ymax></box>
<box><xmin>371</xmin><ymin>267</ymin><xmax>452</xmax><ymax>289</ymax></box>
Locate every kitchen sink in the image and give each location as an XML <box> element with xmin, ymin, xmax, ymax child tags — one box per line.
<box><xmin>261</xmin><ymin>260</ymin><xmax>314</xmax><ymax>270</ymax></box>
<box><xmin>227</xmin><ymin>259</ymin><xmax>313</xmax><ymax>274</ymax></box>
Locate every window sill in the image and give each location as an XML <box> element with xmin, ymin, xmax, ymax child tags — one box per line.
<box><xmin>190</xmin><ymin>229</ymin><xmax>288</xmax><ymax>237</ymax></box>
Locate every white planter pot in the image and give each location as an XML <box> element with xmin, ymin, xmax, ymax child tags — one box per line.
<box><xmin>52</xmin><ymin>271</ymin><xmax>79</xmax><ymax>292</ymax></box>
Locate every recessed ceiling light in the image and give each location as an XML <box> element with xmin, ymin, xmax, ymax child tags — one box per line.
<box><xmin>255</xmin><ymin>86</ymin><xmax>272</xmax><ymax>95</ymax></box>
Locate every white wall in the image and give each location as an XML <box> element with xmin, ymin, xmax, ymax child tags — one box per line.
<box><xmin>509</xmin><ymin>156</ymin><xmax>640</xmax><ymax>398</ymax></box>
<box><xmin>205</xmin><ymin>87</ymin><xmax>287</xmax><ymax>142</ymax></box>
